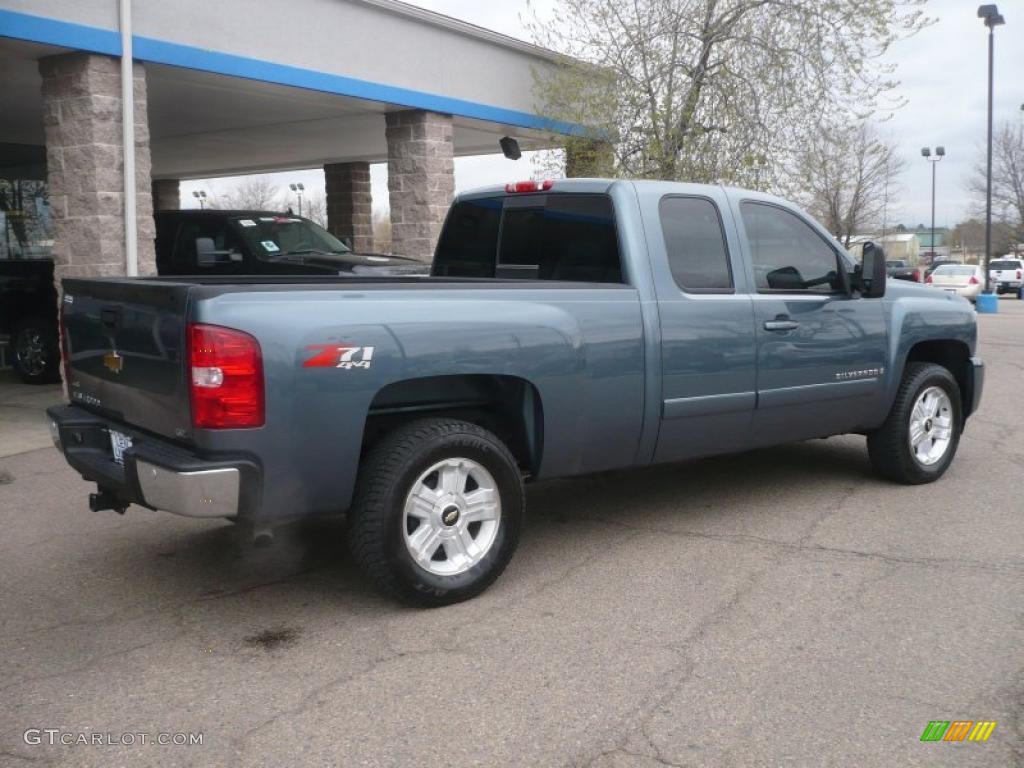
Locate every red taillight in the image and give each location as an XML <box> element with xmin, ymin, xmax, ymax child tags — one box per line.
<box><xmin>912</xmin><ymin>269</ymin><xmax>920</xmax><ymax>282</ymax></box>
<box><xmin>1017</xmin><ymin>270</ymin><xmax>1022</xmax><ymax>279</ymax></box>
<box><xmin>188</xmin><ymin>323</ymin><xmax>264</xmax><ymax>429</ymax></box>
<box><xmin>968</xmin><ymin>275</ymin><xmax>980</xmax><ymax>285</ymax></box>
<box><xmin>925</xmin><ymin>274</ymin><xmax>933</xmax><ymax>284</ymax></box>
<box><xmin>504</xmin><ymin>179</ymin><xmax>555</xmax><ymax>193</ymax></box>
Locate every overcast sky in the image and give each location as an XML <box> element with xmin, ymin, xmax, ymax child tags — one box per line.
<box><xmin>183</xmin><ymin>0</ymin><xmax>1023</xmax><ymax>229</ymax></box>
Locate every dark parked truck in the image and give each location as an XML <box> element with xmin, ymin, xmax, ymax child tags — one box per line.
<box><xmin>2</xmin><ymin>210</ymin><xmax>425</xmax><ymax>384</ymax></box>
<box><xmin>48</xmin><ymin>180</ymin><xmax>984</xmax><ymax>605</ymax></box>
<box><xmin>0</xmin><ymin>258</ymin><xmax>60</xmax><ymax>384</ymax></box>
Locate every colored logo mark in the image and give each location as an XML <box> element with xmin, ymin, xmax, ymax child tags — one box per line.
<box><xmin>920</xmin><ymin>721</ymin><xmax>996</xmax><ymax>742</ymax></box>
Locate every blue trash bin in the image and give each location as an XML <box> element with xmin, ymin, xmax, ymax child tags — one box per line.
<box><xmin>976</xmin><ymin>292</ymin><xmax>999</xmax><ymax>313</ymax></box>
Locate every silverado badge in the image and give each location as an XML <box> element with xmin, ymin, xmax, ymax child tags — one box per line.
<box><xmin>103</xmin><ymin>350</ymin><xmax>123</xmax><ymax>374</ymax></box>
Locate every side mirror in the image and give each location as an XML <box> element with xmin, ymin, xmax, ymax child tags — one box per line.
<box><xmin>195</xmin><ymin>237</ymin><xmax>241</xmax><ymax>267</ymax></box>
<box><xmin>854</xmin><ymin>242</ymin><xmax>887</xmax><ymax>298</ymax></box>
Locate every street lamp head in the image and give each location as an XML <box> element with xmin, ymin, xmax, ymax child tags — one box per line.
<box><xmin>920</xmin><ymin>147</ymin><xmax>931</xmax><ymax>157</ymax></box>
<box><xmin>936</xmin><ymin>146</ymin><xmax>946</xmax><ymax>157</ymax></box>
<box><xmin>978</xmin><ymin>4</ymin><xmax>1005</xmax><ymax>26</ymax></box>
<box><xmin>289</xmin><ymin>183</ymin><xmax>297</xmax><ymax>191</ymax></box>
<box><xmin>297</xmin><ymin>183</ymin><xmax>305</xmax><ymax>192</ymax></box>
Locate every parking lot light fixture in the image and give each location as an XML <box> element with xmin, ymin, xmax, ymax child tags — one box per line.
<box><xmin>192</xmin><ymin>189</ymin><xmax>207</xmax><ymax>210</ymax></box>
<box><xmin>921</xmin><ymin>147</ymin><xmax>945</xmax><ymax>268</ymax></box>
<box><xmin>978</xmin><ymin>5</ymin><xmax>1005</xmax><ymax>309</ymax></box>
<box><xmin>289</xmin><ymin>182</ymin><xmax>305</xmax><ymax>216</ymax></box>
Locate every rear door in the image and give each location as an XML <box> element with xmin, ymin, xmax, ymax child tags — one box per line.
<box><xmin>636</xmin><ymin>186</ymin><xmax>757</xmax><ymax>462</ymax></box>
<box><xmin>731</xmin><ymin>198</ymin><xmax>887</xmax><ymax>444</ymax></box>
<box><xmin>62</xmin><ymin>278</ymin><xmax>194</xmax><ymax>440</ymax></box>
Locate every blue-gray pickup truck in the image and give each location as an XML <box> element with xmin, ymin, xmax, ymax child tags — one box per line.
<box><xmin>48</xmin><ymin>179</ymin><xmax>984</xmax><ymax>605</ymax></box>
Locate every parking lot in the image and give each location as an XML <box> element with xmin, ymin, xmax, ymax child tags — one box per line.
<box><xmin>0</xmin><ymin>301</ymin><xmax>1021</xmax><ymax>768</ymax></box>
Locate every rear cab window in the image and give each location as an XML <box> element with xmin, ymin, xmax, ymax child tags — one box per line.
<box><xmin>989</xmin><ymin>260</ymin><xmax>1022</xmax><ymax>271</ymax></box>
<box><xmin>433</xmin><ymin>193</ymin><xmax>623</xmax><ymax>283</ymax></box>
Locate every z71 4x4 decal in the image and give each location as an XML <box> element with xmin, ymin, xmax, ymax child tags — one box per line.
<box><xmin>303</xmin><ymin>345</ymin><xmax>375</xmax><ymax>370</ymax></box>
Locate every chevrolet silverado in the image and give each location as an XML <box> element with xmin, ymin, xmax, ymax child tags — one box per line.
<box><xmin>48</xmin><ymin>179</ymin><xmax>984</xmax><ymax>605</ymax></box>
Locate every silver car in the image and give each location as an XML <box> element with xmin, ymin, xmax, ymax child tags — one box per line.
<box><xmin>926</xmin><ymin>264</ymin><xmax>984</xmax><ymax>303</ymax></box>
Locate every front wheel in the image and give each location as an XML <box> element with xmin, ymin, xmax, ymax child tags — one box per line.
<box><xmin>347</xmin><ymin>418</ymin><xmax>524</xmax><ymax>606</ymax></box>
<box><xmin>867</xmin><ymin>362</ymin><xmax>962</xmax><ymax>484</ymax></box>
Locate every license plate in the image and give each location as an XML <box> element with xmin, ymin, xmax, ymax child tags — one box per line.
<box><xmin>109</xmin><ymin>430</ymin><xmax>133</xmax><ymax>465</ymax></box>
<box><xmin>1000</xmin><ymin>282</ymin><xmax>1009</xmax><ymax>289</ymax></box>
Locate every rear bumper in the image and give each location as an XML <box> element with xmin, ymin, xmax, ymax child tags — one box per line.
<box><xmin>46</xmin><ymin>404</ymin><xmax>260</xmax><ymax>518</ymax></box>
<box><xmin>994</xmin><ymin>280</ymin><xmax>1023</xmax><ymax>292</ymax></box>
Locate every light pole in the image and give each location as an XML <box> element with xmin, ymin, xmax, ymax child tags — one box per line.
<box><xmin>192</xmin><ymin>189</ymin><xmax>207</xmax><ymax>210</ymax></box>
<box><xmin>978</xmin><ymin>5</ymin><xmax>1004</xmax><ymax>303</ymax></box>
<box><xmin>920</xmin><ymin>146</ymin><xmax>945</xmax><ymax>265</ymax></box>
<box><xmin>289</xmin><ymin>182</ymin><xmax>305</xmax><ymax>216</ymax></box>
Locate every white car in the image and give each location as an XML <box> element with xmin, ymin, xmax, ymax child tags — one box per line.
<box><xmin>988</xmin><ymin>258</ymin><xmax>1024</xmax><ymax>297</ymax></box>
<box><xmin>926</xmin><ymin>264</ymin><xmax>984</xmax><ymax>303</ymax></box>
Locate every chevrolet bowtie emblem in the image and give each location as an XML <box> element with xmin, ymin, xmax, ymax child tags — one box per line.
<box><xmin>103</xmin><ymin>350</ymin><xmax>123</xmax><ymax>374</ymax></box>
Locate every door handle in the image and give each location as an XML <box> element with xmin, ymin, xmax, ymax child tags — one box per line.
<box><xmin>763</xmin><ymin>319</ymin><xmax>799</xmax><ymax>332</ymax></box>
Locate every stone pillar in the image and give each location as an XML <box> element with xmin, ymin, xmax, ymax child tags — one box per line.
<box><xmin>385</xmin><ymin>110</ymin><xmax>454</xmax><ymax>262</ymax></box>
<box><xmin>39</xmin><ymin>52</ymin><xmax>156</xmax><ymax>280</ymax></box>
<box><xmin>565</xmin><ymin>139</ymin><xmax>614</xmax><ymax>178</ymax></box>
<box><xmin>324</xmin><ymin>162</ymin><xmax>373</xmax><ymax>251</ymax></box>
<box><xmin>152</xmin><ymin>179</ymin><xmax>180</xmax><ymax>211</ymax></box>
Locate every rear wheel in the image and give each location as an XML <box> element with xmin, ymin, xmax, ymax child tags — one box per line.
<box><xmin>347</xmin><ymin>418</ymin><xmax>524</xmax><ymax>606</ymax></box>
<box><xmin>867</xmin><ymin>363</ymin><xmax>962</xmax><ymax>484</ymax></box>
<box><xmin>12</xmin><ymin>316</ymin><xmax>61</xmax><ymax>384</ymax></box>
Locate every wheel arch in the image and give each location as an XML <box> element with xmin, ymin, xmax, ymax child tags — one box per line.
<box><xmin>361</xmin><ymin>374</ymin><xmax>544</xmax><ymax>476</ymax></box>
<box><xmin>901</xmin><ymin>340</ymin><xmax>973</xmax><ymax>421</ymax></box>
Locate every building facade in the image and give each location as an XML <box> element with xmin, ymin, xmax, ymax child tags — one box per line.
<box><xmin>0</xmin><ymin>0</ymin><xmax>582</xmax><ymax>285</ymax></box>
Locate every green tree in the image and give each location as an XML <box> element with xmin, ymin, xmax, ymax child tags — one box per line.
<box><xmin>971</xmin><ymin>121</ymin><xmax>1024</xmax><ymax>250</ymax></box>
<box><xmin>786</xmin><ymin>122</ymin><xmax>905</xmax><ymax>247</ymax></box>
<box><xmin>528</xmin><ymin>0</ymin><xmax>930</xmax><ymax>185</ymax></box>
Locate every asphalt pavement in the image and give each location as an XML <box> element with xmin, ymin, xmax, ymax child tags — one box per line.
<box><xmin>1</xmin><ymin>301</ymin><xmax>1022</xmax><ymax>767</ymax></box>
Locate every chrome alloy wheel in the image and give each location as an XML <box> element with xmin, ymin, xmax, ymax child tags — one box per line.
<box><xmin>15</xmin><ymin>327</ymin><xmax>48</xmax><ymax>377</ymax></box>
<box><xmin>908</xmin><ymin>386</ymin><xmax>954</xmax><ymax>466</ymax></box>
<box><xmin>402</xmin><ymin>458</ymin><xmax>502</xmax><ymax>576</ymax></box>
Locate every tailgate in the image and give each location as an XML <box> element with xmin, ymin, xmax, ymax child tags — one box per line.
<box><xmin>62</xmin><ymin>278</ymin><xmax>194</xmax><ymax>440</ymax></box>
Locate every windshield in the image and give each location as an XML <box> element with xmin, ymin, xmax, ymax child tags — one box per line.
<box><xmin>989</xmin><ymin>260</ymin><xmax>1020</xmax><ymax>270</ymax></box>
<box><xmin>886</xmin><ymin>260</ymin><xmax>905</xmax><ymax>267</ymax></box>
<box><xmin>230</xmin><ymin>215</ymin><xmax>351</xmax><ymax>258</ymax></box>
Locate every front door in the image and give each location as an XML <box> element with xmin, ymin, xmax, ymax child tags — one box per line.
<box><xmin>733</xmin><ymin>199</ymin><xmax>887</xmax><ymax>445</ymax></box>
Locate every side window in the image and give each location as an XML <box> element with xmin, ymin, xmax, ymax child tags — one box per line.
<box><xmin>659</xmin><ymin>197</ymin><xmax>733</xmax><ymax>292</ymax></box>
<box><xmin>740</xmin><ymin>202</ymin><xmax>842</xmax><ymax>293</ymax></box>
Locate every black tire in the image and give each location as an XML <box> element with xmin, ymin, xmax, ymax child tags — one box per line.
<box><xmin>867</xmin><ymin>362</ymin><xmax>962</xmax><ymax>484</ymax></box>
<box><xmin>11</xmin><ymin>316</ymin><xmax>61</xmax><ymax>385</ymax></box>
<box><xmin>347</xmin><ymin>418</ymin><xmax>524</xmax><ymax>607</ymax></box>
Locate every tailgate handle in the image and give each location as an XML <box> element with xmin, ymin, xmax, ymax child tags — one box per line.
<box><xmin>100</xmin><ymin>308</ymin><xmax>120</xmax><ymax>330</ymax></box>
